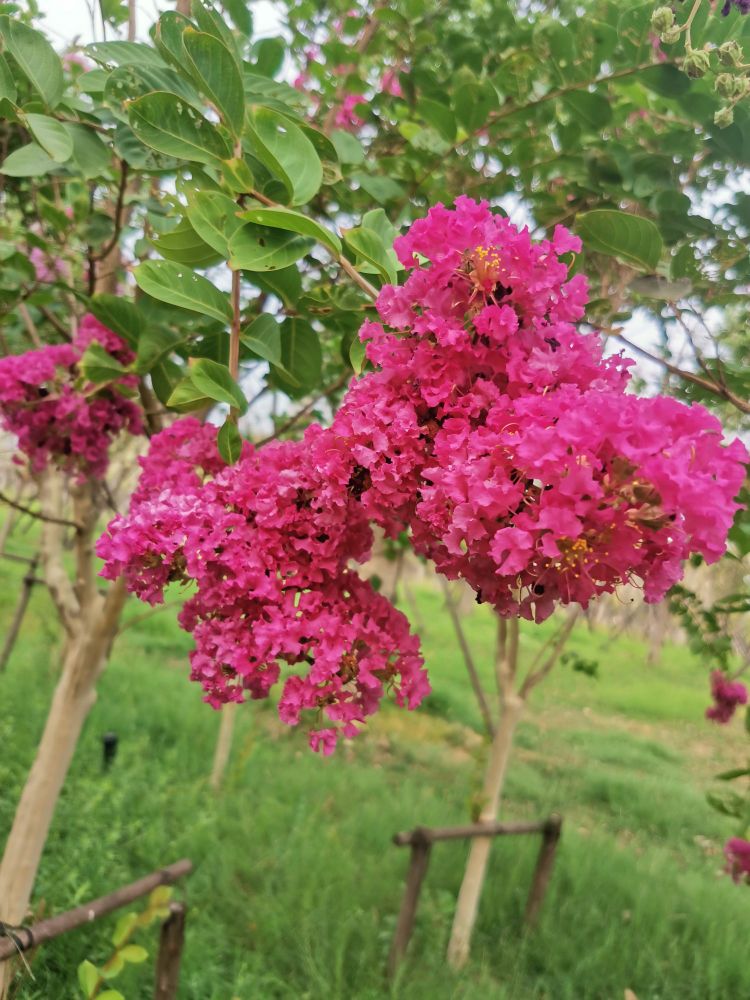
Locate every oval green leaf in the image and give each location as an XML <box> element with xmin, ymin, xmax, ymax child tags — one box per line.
<box><xmin>190</xmin><ymin>358</ymin><xmax>247</xmax><ymax>413</ymax></box>
<box><xmin>127</xmin><ymin>91</ymin><xmax>232</xmax><ymax>165</ymax></box>
<box><xmin>575</xmin><ymin>209</ymin><xmax>663</xmax><ymax>271</ymax></box>
<box><xmin>3</xmin><ymin>20</ymin><xmax>63</xmax><ymax>108</ymax></box>
<box><xmin>186</xmin><ymin>190</ymin><xmax>243</xmax><ymax>257</ymax></box>
<box><xmin>228</xmin><ymin>223</ymin><xmax>314</xmax><ymax>271</ymax></box>
<box><xmin>245</xmin><ymin>107</ymin><xmax>322</xmax><ymax>206</ymax></box>
<box><xmin>182</xmin><ymin>29</ymin><xmax>245</xmax><ymax>136</ymax></box>
<box><xmin>217</xmin><ymin>418</ymin><xmax>243</xmax><ymax>463</ymax></box>
<box><xmin>238</xmin><ymin>206</ymin><xmax>341</xmax><ymax>255</ymax></box>
<box><xmin>134</xmin><ymin>260</ymin><xmax>231</xmax><ymax>322</ymax></box>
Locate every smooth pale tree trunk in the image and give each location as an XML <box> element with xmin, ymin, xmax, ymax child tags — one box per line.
<box><xmin>210</xmin><ymin>703</ymin><xmax>237</xmax><ymax>790</ymax></box>
<box><xmin>446</xmin><ymin>693</ymin><xmax>524</xmax><ymax>969</ymax></box>
<box><xmin>0</xmin><ymin>579</ymin><xmax>126</xmax><ymax>998</ymax></box>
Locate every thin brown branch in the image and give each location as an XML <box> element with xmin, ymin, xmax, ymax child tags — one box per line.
<box><xmin>91</xmin><ymin>160</ymin><xmax>129</xmax><ymax>264</ymax></box>
<box><xmin>440</xmin><ymin>576</ymin><xmax>495</xmax><ymax>738</ymax></box>
<box><xmin>0</xmin><ymin>490</ymin><xmax>81</xmax><ymax>530</ymax></box>
<box><xmin>255</xmin><ymin>371</ymin><xmax>350</xmax><ymax>446</ymax></box>
<box><xmin>520</xmin><ymin>609</ymin><xmax>579</xmax><ymax>697</ymax></box>
<box><xmin>610</xmin><ymin>329</ymin><xmax>750</xmax><ymax>415</ymax></box>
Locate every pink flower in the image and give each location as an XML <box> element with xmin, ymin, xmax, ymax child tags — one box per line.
<box><xmin>0</xmin><ymin>314</ymin><xmax>142</xmax><ymax>479</ymax></box>
<box><xmin>334</xmin><ymin>93</ymin><xmax>366</xmax><ymax>130</ymax></box>
<box><xmin>29</xmin><ymin>247</ymin><xmax>70</xmax><ymax>284</ymax></box>
<box><xmin>98</xmin><ymin>197</ymin><xmax>746</xmax><ymax>750</ymax></box>
<box><xmin>706</xmin><ymin>670</ymin><xmax>748</xmax><ymax>724</ymax></box>
<box><xmin>381</xmin><ymin>68</ymin><xmax>403</xmax><ymax>98</ymax></box>
<box><xmin>725</xmin><ymin>838</ymin><xmax>750</xmax><ymax>883</ymax></box>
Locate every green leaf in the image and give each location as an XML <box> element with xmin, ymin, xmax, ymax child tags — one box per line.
<box><xmin>453</xmin><ymin>81</ymin><xmax>498</xmax><ymax>133</ymax></box>
<box><xmin>343</xmin><ymin>227</ymin><xmax>397</xmax><ymax>284</ymax></box>
<box><xmin>0</xmin><ymin>142</ymin><xmax>59</xmax><ymax>177</ymax></box>
<box><xmin>253</xmin><ymin>266</ymin><xmax>302</xmax><ymax>308</ymax></box>
<box><xmin>639</xmin><ymin>65</ymin><xmax>691</xmax><ymax>98</ymax></box>
<box><xmin>98</xmin><ymin>992</ymin><xmax>125</xmax><ymax>1000</ymax></box>
<box><xmin>330</xmin><ymin>129</ymin><xmax>364</xmax><ymax>165</ymax></box>
<box><xmin>134</xmin><ymin>261</ymin><xmax>231</xmax><ymax>323</ymax></box>
<box><xmin>253</xmin><ymin>36</ymin><xmax>286</xmax><ymax>77</ymax></box>
<box><xmin>148</xmin><ymin>885</ymin><xmax>173</xmax><ymax>908</ymax></box>
<box><xmin>77</xmin><ymin>959</ymin><xmax>99</xmax><ymax>997</ymax></box>
<box><xmin>223</xmin><ymin>0</ymin><xmax>252</xmax><ymax>34</ymax></box>
<box><xmin>68</xmin><ymin>124</ymin><xmax>112</xmax><ymax>179</ymax></box>
<box><xmin>100</xmin><ymin>952</ymin><xmax>125</xmax><ymax>979</ymax></box>
<box><xmin>166</xmin><ymin>374</ymin><xmax>213</xmax><ymax>412</ymax></box>
<box><xmin>23</xmin><ymin>114</ymin><xmax>73</xmax><ymax>163</ymax></box>
<box><xmin>152</xmin><ymin>10</ymin><xmax>193</xmax><ymax>68</ymax></box>
<box><xmin>228</xmin><ymin>223</ymin><xmax>314</xmax><ymax>271</ymax></box>
<box><xmin>274</xmin><ymin>318</ymin><xmax>321</xmax><ymax>396</ymax></box>
<box><xmin>86</xmin><ymin>39</ymin><xmax>165</xmax><ymax>67</ymax></box>
<box><xmin>351</xmin><ymin>171</ymin><xmax>404</xmax><ymax>204</ymax></box>
<box><xmin>241</xmin><ymin>313</ymin><xmax>282</xmax><ymax>366</ymax></box>
<box><xmin>151</xmin><ymin>358</ymin><xmax>182</xmax><ymax>405</ymax></box>
<box><xmin>111</xmin><ymin>911</ymin><xmax>138</xmax><ymax>948</ymax></box>
<box><xmin>217</xmin><ymin>418</ymin><xmax>243</xmax><ymax>463</ymax></box>
<box><xmin>127</xmin><ymin>91</ymin><xmax>232</xmax><ymax>164</ymax></box>
<box><xmin>190</xmin><ymin>0</ymin><xmax>240</xmax><ymax>58</ymax></box>
<box><xmin>3</xmin><ymin>19</ymin><xmax>63</xmax><ymax>107</ymax></box>
<box><xmin>190</xmin><ymin>358</ymin><xmax>247</xmax><ymax>413</ymax></box>
<box><xmin>562</xmin><ymin>91</ymin><xmax>612</xmax><ymax>130</ymax></box>
<box><xmin>418</xmin><ymin>97</ymin><xmax>456</xmax><ymax>143</ymax></box>
<box><xmin>185</xmin><ymin>190</ymin><xmax>243</xmax><ymax>257</ymax></box>
<box><xmin>79</xmin><ymin>343</ymin><xmax>126</xmax><ymax>385</ymax></box>
<box><xmin>245</xmin><ymin>107</ymin><xmax>322</xmax><ymax>206</ymax></box>
<box><xmin>716</xmin><ymin>767</ymin><xmax>750</xmax><ymax>782</ymax></box>
<box><xmin>350</xmin><ymin>338</ymin><xmax>366</xmax><ymax>374</ymax></box>
<box><xmin>150</xmin><ymin>218</ymin><xmax>223</xmax><ymax>268</ymax></box>
<box><xmin>182</xmin><ymin>29</ymin><xmax>245</xmax><ymax>136</ymax></box>
<box><xmin>90</xmin><ymin>295</ymin><xmax>143</xmax><ymax>349</ymax></box>
<box><xmin>119</xmin><ymin>944</ymin><xmax>148</xmax><ymax>964</ymax></box>
<box><xmin>219</xmin><ymin>156</ymin><xmax>256</xmax><ymax>193</ymax></box>
<box><xmin>135</xmin><ymin>327</ymin><xmax>185</xmax><ymax>373</ymax></box>
<box><xmin>575</xmin><ymin>210</ymin><xmax>663</xmax><ymax>271</ymax></box>
<box><xmin>238</xmin><ymin>206</ymin><xmax>341</xmax><ymax>255</ymax></box>
<box><xmin>0</xmin><ymin>53</ymin><xmax>17</xmax><ymax>104</ymax></box>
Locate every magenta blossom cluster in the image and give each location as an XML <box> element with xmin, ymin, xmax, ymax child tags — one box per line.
<box><xmin>98</xmin><ymin>198</ymin><xmax>747</xmax><ymax>751</ymax></box>
<box><xmin>0</xmin><ymin>314</ymin><xmax>142</xmax><ymax>478</ymax></box>
<box><xmin>97</xmin><ymin>418</ymin><xmax>427</xmax><ymax>753</ymax></box>
<box><xmin>725</xmin><ymin>837</ymin><xmax>750</xmax><ymax>883</ymax></box>
<box><xmin>706</xmin><ymin>669</ymin><xmax>748</xmax><ymax>724</ymax></box>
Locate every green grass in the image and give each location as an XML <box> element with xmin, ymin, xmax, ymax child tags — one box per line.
<box><xmin>1</xmin><ymin>554</ymin><xmax>748</xmax><ymax>1000</ymax></box>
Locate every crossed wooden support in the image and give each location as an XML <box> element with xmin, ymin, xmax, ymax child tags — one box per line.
<box><xmin>388</xmin><ymin>816</ymin><xmax>562</xmax><ymax>976</ymax></box>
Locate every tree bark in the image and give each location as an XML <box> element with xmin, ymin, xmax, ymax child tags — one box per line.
<box><xmin>446</xmin><ymin>693</ymin><xmax>524</xmax><ymax>969</ymax></box>
<box><xmin>0</xmin><ymin>579</ymin><xmax>126</xmax><ymax>998</ymax></box>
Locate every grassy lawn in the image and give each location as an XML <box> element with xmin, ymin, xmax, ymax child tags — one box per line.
<box><xmin>1</xmin><ymin>552</ymin><xmax>748</xmax><ymax>1000</ymax></box>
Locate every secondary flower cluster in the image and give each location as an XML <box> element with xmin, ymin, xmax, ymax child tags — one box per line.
<box><xmin>725</xmin><ymin>837</ymin><xmax>750</xmax><ymax>883</ymax></box>
<box><xmin>98</xmin><ymin>418</ymin><xmax>427</xmax><ymax>753</ymax></box>
<box><xmin>706</xmin><ymin>669</ymin><xmax>748</xmax><ymax>724</ymax></box>
<box><xmin>98</xmin><ymin>198</ymin><xmax>747</xmax><ymax>751</ymax></box>
<box><xmin>0</xmin><ymin>314</ymin><xmax>142</xmax><ymax>479</ymax></box>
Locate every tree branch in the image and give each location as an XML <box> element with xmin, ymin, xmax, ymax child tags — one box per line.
<box><xmin>0</xmin><ymin>489</ymin><xmax>82</xmax><ymax>530</ymax></box>
<box><xmin>520</xmin><ymin>610</ymin><xmax>579</xmax><ymax>697</ymax></box>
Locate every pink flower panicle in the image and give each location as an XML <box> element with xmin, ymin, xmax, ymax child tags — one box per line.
<box><xmin>725</xmin><ymin>837</ymin><xmax>750</xmax><ymax>883</ymax></box>
<box><xmin>706</xmin><ymin>669</ymin><xmax>748</xmax><ymax>724</ymax></box>
<box><xmin>334</xmin><ymin>92</ymin><xmax>366</xmax><ymax>130</ymax></box>
<box><xmin>98</xmin><ymin>198</ymin><xmax>747</xmax><ymax>752</ymax></box>
<box><xmin>0</xmin><ymin>314</ymin><xmax>142</xmax><ymax>478</ymax></box>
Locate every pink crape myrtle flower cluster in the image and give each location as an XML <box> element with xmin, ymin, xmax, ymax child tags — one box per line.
<box><xmin>706</xmin><ymin>669</ymin><xmax>749</xmax><ymax>723</ymax></box>
<box><xmin>725</xmin><ymin>837</ymin><xmax>750</xmax><ymax>883</ymax></box>
<box><xmin>0</xmin><ymin>314</ymin><xmax>142</xmax><ymax>478</ymax></box>
<box><xmin>97</xmin><ymin>198</ymin><xmax>747</xmax><ymax>752</ymax></box>
<box><xmin>97</xmin><ymin>418</ymin><xmax>427</xmax><ymax>754</ymax></box>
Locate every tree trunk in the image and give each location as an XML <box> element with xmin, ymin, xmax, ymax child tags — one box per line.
<box><xmin>209</xmin><ymin>703</ymin><xmax>236</xmax><ymax>790</ymax></box>
<box><xmin>0</xmin><ymin>579</ymin><xmax>126</xmax><ymax>998</ymax></box>
<box><xmin>446</xmin><ymin>693</ymin><xmax>524</xmax><ymax>970</ymax></box>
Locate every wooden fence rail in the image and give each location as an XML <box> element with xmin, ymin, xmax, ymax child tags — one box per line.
<box><xmin>388</xmin><ymin>816</ymin><xmax>561</xmax><ymax>976</ymax></box>
<box><xmin>0</xmin><ymin>859</ymin><xmax>192</xmax><ymax>999</ymax></box>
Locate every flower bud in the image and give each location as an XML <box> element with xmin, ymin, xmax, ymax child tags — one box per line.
<box><xmin>651</xmin><ymin>6</ymin><xmax>675</xmax><ymax>33</ymax></box>
<box><xmin>660</xmin><ymin>25</ymin><xmax>681</xmax><ymax>44</ymax></box>
<box><xmin>718</xmin><ymin>40</ymin><xmax>744</xmax><ymax>67</ymax></box>
<box><xmin>716</xmin><ymin>72</ymin><xmax>738</xmax><ymax>98</ymax></box>
<box><xmin>683</xmin><ymin>47</ymin><xmax>711</xmax><ymax>79</ymax></box>
<box><xmin>714</xmin><ymin>105</ymin><xmax>734</xmax><ymax>128</ymax></box>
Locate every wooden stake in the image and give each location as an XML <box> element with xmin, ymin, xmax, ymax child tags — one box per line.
<box><xmin>523</xmin><ymin>816</ymin><xmax>562</xmax><ymax>927</ymax></box>
<box><xmin>153</xmin><ymin>902</ymin><xmax>187</xmax><ymax>1000</ymax></box>
<box><xmin>387</xmin><ymin>831</ymin><xmax>432</xmax><ymax>977</ymax></box>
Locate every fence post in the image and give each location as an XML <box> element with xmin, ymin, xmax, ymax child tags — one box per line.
<box><xmin>387</xmin><ymin>830</ymin><xmax>432</xmax><ymax>978</ymax></box>
<box><xmin>153</xmin><ymin>901</ymin><xmax>186</xmax><ymax>1000</ymax></box>
<box><xmin>523</xmin><ymin>815</ymin><xmax>562</xmax><ymax>926</ymax></box>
